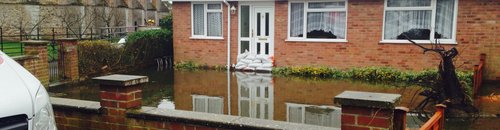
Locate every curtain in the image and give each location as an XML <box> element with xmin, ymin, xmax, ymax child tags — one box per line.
<box><xmin>288</xmin><ymin>106</ymin><xmax>302</xmax><ymax>123</ymax></box>
<box><xmin>304</xmin><ymin>107</ymin><xmax>334</xmax><ymax>127</ymax></box>
<box><xmin>384</xmin><ymin>10</ymin><xmax>432</xmax><ymax>40</ymax></box>
<box><xmin>194</xmin><ymin>98</ymin><xmax>205</xmax><ymax>112</ymax></box>
<box><xmin>193</xmin><ymin>4</ymin><xmax>204</xmax><ymax>35</ymax></box>
<box><xmin>435</xmin><ymin>0</ymin><xmax>455</xmax><ymax>39</ymax></box>
<box><xmin>208</xmin><ymin>98</ymin><xmax>223</xmax><ymax>114</ymax></box>
<box><xmin>207</xmin><ymin>12</ymin><xmax>222</xmax><ymax>36</ymax></box>
<box><xmin>240</xmin><ymin>100</ymin><xmax>250</xmax><ymax>117</ymax></box>
<box><xmin>387</xmin><ymin>0</ymin><xmax>431</xmax><ymax>7</ymax></box>
<box><xmin>290</xmin><ymin>3</ymin><xmax>304</xmax><ymax>37</ymax></box>
<box><xmin>306</xmin><ymin>12</ymin><xmax>346</xmax><ymax>39</ymax></box>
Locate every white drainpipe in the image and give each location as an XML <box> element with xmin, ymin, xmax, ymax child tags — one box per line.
<box><xmin>223</xmin><ymin>0</ymin><xmax>231</xmax><ymax>69</ymax></box>
<box><xmin>223</xmin><ymin>0</ymin><xmax>231</xmax><ymax>116</ymax></box>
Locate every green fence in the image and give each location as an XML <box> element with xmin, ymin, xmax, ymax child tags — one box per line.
<box><xmin>0</xmin><ymin>42</ymin><xmax>24</xmax><ymax>56</ymax></box>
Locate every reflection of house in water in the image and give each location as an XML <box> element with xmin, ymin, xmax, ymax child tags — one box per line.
<box><xmin>236</xmin><ymin>72</ymin><xmax>274</xmax><ymax>119</ymax></box>
<box><xmin>172</xmin><ymin>70</ymin><xmax>421</xmax><ymax>128</ymax></box>
<box><xmin>192</xmin><ymin>95</ymin><xmax>223</xmax><ymax>114</ymax></box>
<box><xmin>287</xmin><ymin>103</ymin><xmax>341</xmax><ymax>127</ymax></box>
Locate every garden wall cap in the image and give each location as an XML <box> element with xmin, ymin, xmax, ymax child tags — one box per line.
<box><xmin>56</xmin><ymin>38</ymin><xmax>78</xmax><ymax>41</ymax></box>
<box><xmin>22</xmin><ymin>40</ymin><xmax>50</xmax><ymax>45</ymax></box>
<box><xmin>334</xmin><ymin>91</ymin><xmax>401</xmax><ymax>109</ymax></box>
<box><xmin>93</xmin><ymin>74</ymin><xmax>148</xmax><ymax>87</ymax></box>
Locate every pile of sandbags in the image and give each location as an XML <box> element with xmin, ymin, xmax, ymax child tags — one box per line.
<box><xmin>235</xmin><ymin>51</ymin><xmax>274</xmax><ymax>72</ymax></box>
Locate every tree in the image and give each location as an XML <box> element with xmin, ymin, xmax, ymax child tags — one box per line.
<box><xmin>55</xmin><ymin>6</ymin><xmax>97</xmax><ymax>39</ymax></box>
<box><xmin>10</xmin><ymin>5</ymin><xmax>52</xmax><ymax>40</ymax></box>
<box><xmin>94</xmin><ymin>7</ymin><xmax>126</xmax><ymax>38</ymax></box>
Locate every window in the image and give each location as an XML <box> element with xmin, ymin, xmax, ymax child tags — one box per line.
<box><xmin>288</xmin><ymin>1</ymin><xmax>347</xmax><ymax>42</ymax></box>
<box><xmin>383</xmin><ymin>0</ymin><xmax>457</xmax><ymax>43</ymax></box>
<box><xmin>192</xmin><ymin>95</ymin><xmax>223</xmax><ymax>114</ymax></box>
<box><xmin>286</xmin><ymin>103</ymin><xmax>341</xmax><ymax>127</ymax></box>
<box><xmin>192</xmin><ymin>3</ymin><xmax>223</xmax><ymax>38</ymax></box>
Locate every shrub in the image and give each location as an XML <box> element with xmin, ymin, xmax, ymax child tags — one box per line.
<box><xmin>272</xmin><ymin>66</ymin><xmax>474</xmax><ymax>95</ymax></box>
<box><xmin>78</xmin><ymin>40</ymin><xmax>128</xmax><ymax>77</ymax></box>
<box><xmin>159</xmin><ymin>15</ymin><xmax>173</xmax><ymax>30</ymax></box>
<box><xmin>173</xmin><ymin>61</ymin><xmax>227</xmax><ymax>71</ymax></box>
<box><xmin>125</xmin><ymin>29</ymin><xmax>172</xmax><ymax>67</ymax></box>
<box><xmin>174</xmin><ymin>61</ymin><xmax>202</xmax><ymax>71</ymax></box>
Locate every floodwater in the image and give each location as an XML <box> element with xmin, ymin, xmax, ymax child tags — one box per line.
<box><xmin>48</xmin><ymin>68</ymin><xmax>499</xmax><ymax>129</ymax></box>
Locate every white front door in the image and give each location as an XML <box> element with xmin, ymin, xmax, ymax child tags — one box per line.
<box><xmin>239</xmin><ymin>4</ymin><xmax>274</xmax><ymax>56</ymax></box>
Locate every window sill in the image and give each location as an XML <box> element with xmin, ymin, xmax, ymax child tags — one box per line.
<box><xmin>285</xmin><ymin>39</ymin><xmax>348</xmax><ymax>43</ymax></box>
<box><xmin>190</xmin><ymin>36</ymin><xmax>224</xmax><ymax>40</ymax></box>
<box><xmin>379</xmin><ymin>40</ymin><xmax>457</xmax><ymax>45</ymax></box>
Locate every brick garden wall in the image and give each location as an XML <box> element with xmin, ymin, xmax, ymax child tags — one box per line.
<box><xmin>172</xmin><ymin>0</ymin><xmax>500</xmax><ymax>80</ymax></box>
<box><xmin>54</xmin><ymin>110</ymin><xmax>226</xmax><ymax>130</ymax></box>
<box><xmin>23</xmin><ymin>42</ymin><xmax>50</xmax><ymax>86</ymax></box>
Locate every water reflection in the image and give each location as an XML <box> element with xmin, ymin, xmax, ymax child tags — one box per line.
<box><xmin>48</xmin><ymin>69</ymin><xmax>499</xmax><ymax>129</ymax></box>
<box><xmin>157</xmin><ymin>99</ymin><xmax>175</xmax><ymax>110</ymax></box>
<box><xmin>48</xmin><ymin>69</ymin><xmax>429</xmax><ymax>128</ymax></box>
<box><xmin>287</xmin><ymin>103</ymin><xmax>341</xmax><ymax>127</ymax></box>
<box><xmin>236</xmin><ymin>72</ymin><xmax>274</xmax><ymax>120</ymax></box>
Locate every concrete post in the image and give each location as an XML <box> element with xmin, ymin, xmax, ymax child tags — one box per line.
<box><xmin>334</xmin><ymin>91</ymin><xmax>402</xmax><ymax>130</ymax></box>
<box><xmin>57</xmin><ymin>38</ymin><xmax>79</xmax><ymax>81</ymax></box>
<box><xmin>22</xmin><ymin>40</ymin><xmax>50</xmax><ymax>87</ymax></box>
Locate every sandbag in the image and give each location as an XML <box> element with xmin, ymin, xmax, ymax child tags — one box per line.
<box><xmin>237</xmin><ymin>53</ymin><xmax>248</xmax><ymax>61</ymax></box>
<box><xmin>256</xmin><ymin>55</ymin><xmax>269</xmax><ymax>61</ymax></box>
<box><xmin>240</xmin><ymin>59</ymin><xmax>252</xmax><ymax>64</ymax></box>
<box><xmin>256</xmin><ymin>67</ymin><xmax>272</xmax><ymax>72</ymax></box>
<box><xmin>262</xmin><ymin>63</ymin><xmax>273</xmax><ymax>68</ymax></box>
<box><xmin>243</xmin><ymin>67</ymin><xmax>255</xmax><ymax>71</ymax></box>
<box><xmin>248</xmin><ymin>63</ymin><xmax>263</xmax><ymax>68</ymax></box>
<box><xmin>246</xmin><ymin>55</ymin><xmax>256</xmax><ymax>60</ymax></box>
<box><xmin>235</xmin><ymin>65</ymin><xmax>247</xmax><ymax>70</ymax></box>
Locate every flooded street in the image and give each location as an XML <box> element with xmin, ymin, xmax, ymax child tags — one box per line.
<box><xmin>48</xmin><ymin>69</ymin><xmax>499</xmax><ymax>129</ymax></box>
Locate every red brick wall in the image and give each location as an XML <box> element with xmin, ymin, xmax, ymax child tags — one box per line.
<box><xmin>172</xmin><ymin>0</ymin><xmax>500</xmax><ymax>80</ymax></box>
<box><xmin>24</xmin><ymin>42</ymin><xmax>50</xmax><ymax>86</ymax></box>
<box><xmin>172</xmin><ymin>2</ymin><xmax>229</xmax><ymax>66</ymax></box>
<box><xmin>54</xmin><ymin>110</ymin><xmax>225</xmax><ymax>130</ymax></box>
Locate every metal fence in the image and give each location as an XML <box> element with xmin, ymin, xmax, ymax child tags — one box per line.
<box><xmin>0</xmin><ymin>26</ymin><xmax>138</xmax><ymax>56</ymax></box>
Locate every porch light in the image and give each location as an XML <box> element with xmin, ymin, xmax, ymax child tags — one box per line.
<box><xmin>230</xmin><ymin>5</ymin><xmax>237</xmax><ymax>14</ymax></box>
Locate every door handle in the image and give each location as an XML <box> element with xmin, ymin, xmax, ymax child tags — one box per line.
<box><xmin>258</xmin><ymin>38</ymin><xmax>267</xmax><ymax>41</ymax></box>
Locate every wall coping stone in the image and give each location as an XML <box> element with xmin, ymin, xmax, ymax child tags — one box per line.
<box><xmin>334</xmin><ymin>91</ymin><xmax>401</xmax><ymax>109</ymax></box>
<box><xmin>50</xmin><ymin>97</ymin><xmax>102</xmax><ymax>114</ymax></box>
<box><xmin>127</xmin><ymin>106</ymin><xmax>338</xmax><ymax>130</ymax></box>
<box><xmin>93</xmin><ymin>74</ymin><xmax>149</xmax><ymax>87</ymax></box>
<box><xmin>56</xmin><ymin>38</ymin><xmax>79</xmax><ymax>41</ymax></box>
<box><xmin>11</xmin><ymin>55</ymin><xmax>39</xmax><ymax>61</ymax></box>
<box><xmin>22</xmin><ymin>40</ymin><xmax>50</xmax><ymax>45</ymax></box>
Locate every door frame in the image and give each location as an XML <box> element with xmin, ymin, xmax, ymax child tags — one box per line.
<box><xmin>238</xmin><ymin>2</ymin><xmax>275</xmax><ymax>56</ymax></box>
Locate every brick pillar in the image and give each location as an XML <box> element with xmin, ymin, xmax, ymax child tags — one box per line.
<box><xmin>93</xmin><ymin>74</ymin><xmax>148</xmax><ymax>125</ymax></box>
<box><xmin>334</xmin><ymin>91</ymin><xmax>402</xmax><ymax>130</ymax></box>
<box><xmin>23</xmin><ymin>40</ymin><xmax>50</xmax><ymax>87</ymax></box>
<box><xmin>57</xmin><ymin>38</ymin><xmax>79</xmax><ymax>81</ymax></box>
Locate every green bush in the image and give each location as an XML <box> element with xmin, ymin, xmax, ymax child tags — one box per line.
<box><xmin>272</xmin><ymin>66</ymin><xmax>473</xmax><ymax>95</ymax></box>
<box><xmin>173</xmin><ymin>61</ymin><xmax>227</xmax><ymax>71</ymax></box>
<box><xmin>174</xmin><ymin>61</ymin><xmax>202</xmax><ymax>71</ymax></box>
<box><xmin>159</xmin><ymin>15</ymin><xmax>173</xmax><ymax>30</ymax></box>
<box><xmin>78</xmin><ymin>40</ymin><xmax>128</xmax><ymax>77</ymax></box>
<box><xmin>125</xmin><ymin>29</ymin><xmax>172</xmax><ymax>66</ymax></box>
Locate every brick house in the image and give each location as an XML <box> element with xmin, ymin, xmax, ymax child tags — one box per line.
<box><xmin>171</xmin><ymin>0</ymin><xmax>499</xmax><ymax>80</ymax></box>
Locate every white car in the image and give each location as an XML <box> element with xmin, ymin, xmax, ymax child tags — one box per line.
<box><xmin>0</xmin><ymin>51</ymin><xmax>56</xmax><ymax>130</ymax></box>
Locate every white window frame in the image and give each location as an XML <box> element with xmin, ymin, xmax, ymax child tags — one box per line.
<box><xmin>381</xmin><ymin>0</ymin><xmax>458</xmax><ymax>44</ymax></box>
<box><xmin>192</xmin><ymin>95</ymin><xmax>224</xmax><ymax>114</ymax></box>
<box><xmin>285</xmin><ymin>103</ymin><xmax>341</xmax><ymax>127</ymax></box>
<box><xmin>287</xmin><ymin>0</ymin><xmax>348</xmax><ymax>43</ymax></box>
<box><xmin>191</xmin><ymin>2</ymin><xmax>224</xmax><ymax>39</ymax></box>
